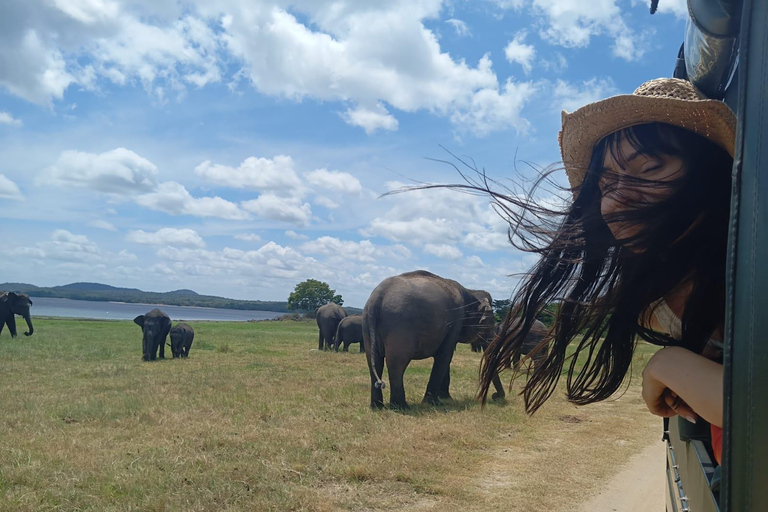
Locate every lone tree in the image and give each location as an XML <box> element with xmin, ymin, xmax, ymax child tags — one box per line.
<box><xmin>287</xmin><ymin>279</ymin><xmax>343</xmax><ymax>312</ymax></box>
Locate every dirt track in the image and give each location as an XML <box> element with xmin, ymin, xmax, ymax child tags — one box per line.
<box><xmin>573</xmin><ymin>440</ymin><xmax>666</xmax><ymax>512</ymax></box>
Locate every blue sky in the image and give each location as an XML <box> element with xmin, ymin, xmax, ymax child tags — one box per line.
<box><xmin>0</xmin><ymin>0</ymin><xmax>688</xmax><ymax>307</ymax></box>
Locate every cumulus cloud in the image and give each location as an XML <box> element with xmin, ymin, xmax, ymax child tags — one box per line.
<box><xmin>553</xmin><ymin>77</ymin><xmax>618</xmax><ymax>112</ymax></box>
<box><xmin>305</xmin><ymin>168</ymin><xmax>362</xmax><ymax>194</ymax></box>
<box><xmin>285</xmin><ymin>230</ymin><xmax>308</xmax><ymax>240</ymax></box>
<box><xmin>235</xmin><ymin>233</ymin><xmax>262</xmax><ymax>242</ymax></box>
<box><xmin>301</xmin><ymin>236</ymin><xmax>411</xmax><ymax>264</ymax></box>
<box><xmin>194</xmin><ymin>155</ymin><xmax>302</xmax><ymax>193</ymax></box>
<box><xmin>42</xmin><ymin>148</ymin><xmax>159</xmax><ymax>194</ymax></box>
<box><xmin>504</xmin><ymin>31</ymin><xmax>536</xmax><ymax>74</ymax></box>
<box><xmin>127</xmin><ymin>227</ymin><xmax>206</xmax><ymax>248</ymax></box>
<box><xmin>494</xmin><ymin>0</ymin><xmax>648</xmax><ymax>61</ymax></box>
<box><xmin>88</xmin><ymin>219</ymin><xmax>117</xmax><ymax>231</ymax></box>
<box><xmin>0</xmin><ymin>174</ymin><xmax>23</xmax><ymax>200</ymax></box>
<box><xmin>423</xmin><ymin>243</ymin><xmax>463</xmax><ymax>260</ymax></box>
<box><xmin>0</xmin><ymin>112</ymin><xmax>22</xmax><ymax>126</ymax></box>
<box><xmin>3</xmin><ymin>2</ymin><xmax>537</xmax><ymax>135</ymax></box>
<box><xmin>136</xmin><ymin>181</ymin><xmax>249</xmax><ymax>220</ymax></box>
<box><xmin>450</xmin><ymin>78</ymin><xmax>537</xmax><ymax>137</ymax></box>
<box><xmin>341</xmin><ymin>103</ymin><xmax>399</xmax><ymax>134</ymax></box>
<box><xmin>445</xmin><ymin>19</ymin><xmax>471</xmax><ymax>37</ymax></box>
<box><xmin>0</xmin><ymin>2</ymin><xmax>221</xmax><ymax>105</ymax></box>
<box><xmin>12</xmin><ymin>229</ymin><xmax>137</xmax><ymax>265</ymax></box>
<box><xmin>314</xmin><ymin>196</ymin><xmax>340</xmax><ymax>209</ymax></box>
<box><xmin>241</xmin><ymin>193</ymin><xmax>312</xmax><ymax>226</ymax></box>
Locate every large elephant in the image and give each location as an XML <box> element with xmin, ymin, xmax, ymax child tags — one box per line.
<box><xmin>316</xmin><ymin>303</ymin><xmax>347</xmax><ymax>350</ymax></box>
<box><xmin>169</xmin><ymin>323</ymin><xmax>194</xmax><ymax>358</ymax></box>
<box><xmin>334</xmin><ymin>315</ymin><xmax>363</xmax><ymax>352</ymax></box>
<box><xmin>497</xmin><ymin>318</ymin><xmax>549</xmax><ymax>372</ymax></box>
<box><xmin>363</xmin><ymin>270</ymin><xmax>502</xmax><ymax>409</ymax></box>
<box><xmin>133</xmin><ymin>308</ymin><xmax>171</xmax><ymax>361</ymax></box>
<box><xmin>0</xmin><ymin>292</ymin><xmax>34</xmax><ymax>337</ymax></box>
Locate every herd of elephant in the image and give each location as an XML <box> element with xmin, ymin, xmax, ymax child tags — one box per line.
<box><xmin>2</xmin><ymin>270</ymin><xmax>547</xmax><ymax>410</ymax></box>
<box><xmin>317</xmin><ymin>270</ymin><xmax>548</xmax><ymax>410</ymax></box>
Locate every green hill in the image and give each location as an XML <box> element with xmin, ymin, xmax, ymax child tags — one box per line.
<box><xmin>0</xmin><ymin>282</ymin><xmax>290</xmax><ymax>313</ymax></box>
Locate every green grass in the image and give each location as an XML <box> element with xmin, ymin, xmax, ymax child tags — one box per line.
<box><xmin>0</xmin><ymin>318</ymin><xmax>661</xmax><ymax>511</ymax></box>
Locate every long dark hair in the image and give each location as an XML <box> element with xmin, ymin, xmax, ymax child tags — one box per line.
<box><xmin>478</xmin><ymin>122</ymin><xmax>733</xmax><ymax>414</ymax></box>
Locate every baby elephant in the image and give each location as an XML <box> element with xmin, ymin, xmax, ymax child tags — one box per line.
<box><xmin>169</xmin><ymin>323</ymin><xmax>194</xmax><ymax>358</ymax></box>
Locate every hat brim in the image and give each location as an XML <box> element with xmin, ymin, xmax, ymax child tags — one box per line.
<box><xmin>559</xmin><ymin>94</ymin><xmax>737</xmax><ymax>191</ymax></box>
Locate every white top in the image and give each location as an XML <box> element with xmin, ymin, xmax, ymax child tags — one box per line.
<box><xmin>651</xmin><ymin>299</ymin><xmax>725</xmax><ymax>351</ymax></box>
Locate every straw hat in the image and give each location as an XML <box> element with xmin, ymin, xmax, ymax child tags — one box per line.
<box><xmin>558</xmin><ymin>78</ymin><xmax>736</xmax><ymax>190</ymax></box>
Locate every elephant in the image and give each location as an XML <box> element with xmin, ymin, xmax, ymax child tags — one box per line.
<box><xmin>0</xmin><ymin>292</ymin><xmax>34</xmax><ymax>337</ymax></box>
<box><xmin>133</xmin><ymin>308</ymin><xmax>171</xmax><ymax>361</ymax></box>
<box><xmin>497</xmin><ymin>318</ymin><xmax>549</xmax><ymax>373</ymax></box>
<box><xmin>363</xmin><ymin>270</ymin><xmax>504</xmax><ymax>409</ymax></box>
<box><xmin>334</xmin><ymin>315</ymin><xmax>363</xmax><ymax>352</ymax></box>
<box><xmin>169</xmin><ymin>323</ymin><xmax>194</xmax><ymax>358</ymax></box>
<box><xmin>315</xmin><ymin>303</ymin><xmax>347</xmax><ymax>350</ymax></box>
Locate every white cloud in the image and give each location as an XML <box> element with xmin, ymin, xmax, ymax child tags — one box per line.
<box><xmin>0</xmin><ymin>2</ymin><xmax>221</xmax><ymax>105</ymax></box>
<box><xmin>194</xmin><ymin>155</ymin><xmax>302</xmax><ymax>193</ymax></box>
<box><xmin>315</xmin><ymin>197</ymin><xmax>340</xmax><ymax>209</ymax></box>
<box><xmin>285</xmin><ymin>230</ymin><xmax>308</xmax><ymax>240</ymax></box>
<box><xmin>241</xmin><ymin>193</ymin><xmax>312</xmax><ymax>226</ymax></box>
<box><xmin>0</xmin><ymin>174</ymin><xmax>23</xmax><ymax>200</ymax></box>
<box><xmin>0</xmin><ymin>112</ymin><xmax>22</xmax><ymax>126</ymax></box>
<box><xmin>2</xmin><ymin>2</ymin><xmax>537</xmax><ymax>135</ymax></box>
<box><xmin>364</xmin><ymin>217</ymin><xmax>457</xmax><ymax>244</ymax></box>
<box><xmin>450</xmin><ymin>78</ymin><xmax>537</xmax><ymax>137</ymax></box>
<box><xmin>423</xmin><ymin>243</ymin><xmax>463</xmax><ymax>260</ymax></box>
<box><xmin>136</xmin><ymin>181</ymin><xmax>250</xmax><ymax>220</ymax></box>
<box><xmin>553</xmin><ymin>77</ymin><xmax>618</xmax><ymax>112</ymax></box>
<box><xmin>301</xmin><ymin>236</ymin><xmax>411</xmax><ymax>264</ymax></box>
<box><xmin>15</xmin><ymin>229</ymin><xmax>136</xmax><ymax>265</ymax></box>
<box><xmin>127</xmin><ymin>227</ymin><xmax>206</xmax><ymax>248</ymax></box>
<box><xmin>504</xmin><ymin>31</ymin><xmax>536</xmax><ymax>74</ymax></box>
<box><xmin>217</xmin><ymin>4</ymin><xmax>533</xmax><ymax>135</ymax></box>
<box><xmin>42</xmin><ymin>148</ymin><xmax>159</xmax><ymax>194</ymax></box>
<box><xmin>235</xmin><ymin>233</ymin><xmax>262</xmax><ymax>242</ymax></box>
<box><xmin>494</xmin><ymin>0</ymin><xmax>648</xmax><ymax>61</ymax></box>
<box><xmin>305</xmin><ymin>168</ymin><xmax>362</xmax><ymax>194</ymax></box>
<box><xmin>540</xmin><ymin>52</ymin><xmax>568</xmax><ymax>73</ymax></box>
<box><xmin>88</xmin><ymin>219</ymin><xmax>117</xmax><ymax>231</ymax></box>
<box><xmin>341</xmin><ymin>103</ymin><xmax>399</xmax><ymax>134</ymax></box>
<box><xmin>446</xmin><ymin>19</ymin><xmax>471</xmax><ymax>37</ymax></box>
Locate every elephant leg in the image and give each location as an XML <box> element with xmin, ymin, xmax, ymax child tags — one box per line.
<box><xmin>318</xmin><ymin>331</ymin><xmax>324</xmax><ymax>351</ymax></box>
<box><xmin>491</xmin><ymin>372</ymin><xmax>506</xmax><ymax>401</ymax></box>
<box><xmin>158</xmin><ymin>338</ymin><xmax>165</xmax><ymax>359</ymax></box>
<box><xmin>386</xmin><ymin>354</ymin><xmax>410</xmax><ymax>410</ymax></box>
<box><xmin>366</xmin><ymin>348</ymin><xmax>384</xmax><ymax>409</ymax></box>
<box><xmin>343</xmin><ymin>340</ymin><xmax>350</xmax><ymax>352</ymax></box>
<box><xmin>512</xmin><ymin>351</ymin><xmax>521</xmax><ymax>372</ymax></box>
<box><xmin>424</xmin><ymin>341</ymin><xmax>456</xmax><ymax>405</ymax></box>
<box><xmin>359</xmin><ymin>341</ymin><xmax>364</xmax><ymax>353</ymax></box>
<box><xmin>7</xmin><ymin>315</ymin><xmax>17</xmax><ymax>337</ymax></box>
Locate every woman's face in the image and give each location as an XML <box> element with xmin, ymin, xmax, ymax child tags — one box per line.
<box><xmin>599</xmin><ymin>134</ymin><xmax>684</xmax><ymax>247</ymax></box>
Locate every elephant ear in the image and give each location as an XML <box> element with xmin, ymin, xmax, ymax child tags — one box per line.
<box><xmin>133</xmin><ymin>315</ymin><xmax>145</xmax><ymax>328</ymax></box>
<box><xmin>161</xmin><ymin>316</ymin><xmax>172</xmax><ymax>337</ymax></box>
<box><xmin>0</xmin><ymin>293</ymin><xmax>9</xmax><ymax>304</ymax></box>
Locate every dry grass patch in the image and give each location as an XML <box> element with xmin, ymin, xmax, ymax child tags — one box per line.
<box><xmin>0</xmin><ymin>318</ymin><xmax>660</xmax><ymax>511</ymax></box>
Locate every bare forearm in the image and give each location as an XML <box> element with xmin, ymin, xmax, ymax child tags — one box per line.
<box><xmin>646</xmin><ymin>346</ymin><xmax>723</xmax><ymax>427</ymax></box>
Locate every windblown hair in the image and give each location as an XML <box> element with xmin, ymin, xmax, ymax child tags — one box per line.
<box><xmin>472</xmin><ymin>122</ymin><xmax>733</xmax><ymax>414</ymax></box>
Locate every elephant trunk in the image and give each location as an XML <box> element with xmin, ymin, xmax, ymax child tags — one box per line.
<box><xmin>23</xmin><ymin>312</ymin><xmax>33</xmax><ymax>336</ymax></box>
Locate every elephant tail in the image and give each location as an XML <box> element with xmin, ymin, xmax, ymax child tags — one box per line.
<box><xmin>365</xmin><ymin>305</ymin><xmax>386</xmax><ymax>390</ymax></box>
<box><xmin>334</xmin><ymin>322</ymin><xmax>343</xmax><ymax>349</ymax></box>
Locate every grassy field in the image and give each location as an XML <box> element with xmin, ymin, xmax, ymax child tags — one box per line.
<box><xmin>0</xmin><ymin>318</ymin><xmax>661</xmax><ymax>512</ymax></box>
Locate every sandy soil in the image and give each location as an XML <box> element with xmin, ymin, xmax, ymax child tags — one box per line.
<box><xmin>573</xmin><ymin>440</ymin><xmax>666</xmax><ymax>512</ymax></box>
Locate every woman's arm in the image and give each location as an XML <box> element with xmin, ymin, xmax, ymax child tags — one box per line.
<box><xmin>641</xmin><ymin>346</ymin><xmax>723</xmax><ymax>427</ymax></box>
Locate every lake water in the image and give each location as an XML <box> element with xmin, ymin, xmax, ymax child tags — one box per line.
<box><xmin>30</xmin><ymin>297</ymin><xmax>285</xmax><ymax>322</ymax></box>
